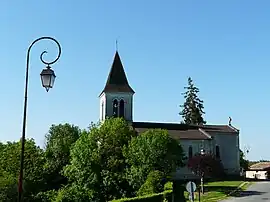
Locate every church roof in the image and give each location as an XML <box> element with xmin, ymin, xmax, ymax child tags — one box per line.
<box><xmin>100</xmin><ymin>51</ymin><xmax>134</xmax><ymax>96</ymax></box>
<box><xmin>132</xmin><ymin>122</ymin><xmax>239</xmax><ymax>140</ymax></box>
<box><xmin>199</xmin><ymin>124</ymin><xmax>239</xmax><ymax>134</ymax></box>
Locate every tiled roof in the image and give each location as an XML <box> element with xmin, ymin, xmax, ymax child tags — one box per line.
<box><xmin>199</xmin><ymin>125</ymin><xmax>239</xmax><ymax>134</ymax></box>
<box><xmin>249</xmin><ymin>162</ymin><xmax>270</xmax><ymax>171</ymax></box>
<box><xmin>100</xmin><ymin>51</ymin><xmax>134</xmax><ymax>96</ymax></box>
<box><xmin>132</xmin><ymin>122</ymin><xmax>238</xmax><ymax>140</ymax></box>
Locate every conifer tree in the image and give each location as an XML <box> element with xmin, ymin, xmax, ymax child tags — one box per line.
<box><xmin>179</xmin><ymin>77</ymin><xmax>206</xmax><ymax>125</ymax></box>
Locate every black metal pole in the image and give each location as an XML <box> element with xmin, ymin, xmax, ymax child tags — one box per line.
<box><xmin>18</xmin><ymin>37</ymin><xmax>61</xmax><ymax>202</ymax></box>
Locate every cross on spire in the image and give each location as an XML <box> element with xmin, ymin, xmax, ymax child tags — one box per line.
<box><xmin>116</xmin><ymin>39</ymin><xmax>118</xmax><ymax>51</ymax></box>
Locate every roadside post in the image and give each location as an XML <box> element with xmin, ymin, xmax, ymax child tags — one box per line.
<box><xmin>186</xmin><ymin>181</ymin><xmax>196</xmax><ymax>202</ymax></box>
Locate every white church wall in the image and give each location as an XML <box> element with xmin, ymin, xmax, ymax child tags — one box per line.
<box><xmin>213</xmin><ymin>133</ymin><xmax>240</xmax><ymax>175</ymax></box>
<box><xmin>174</xmin><ymin>134</ymin><xmax>240</xmax><ymax>179</ymax></box>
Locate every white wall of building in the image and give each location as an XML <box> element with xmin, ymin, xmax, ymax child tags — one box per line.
<box><xmin>174</xmin><ymin>134</ymin><xmax>240</xmax><ymax>180</ymax></box>
<box><xmin>213</xmin><ymin>133</ymin><xmax>240</xmax><ymax>175</ymax></box>
<box><xmin>246</xmin><ymin>170</ymin><xmax>268</xmax><ymax>180</ymax></box>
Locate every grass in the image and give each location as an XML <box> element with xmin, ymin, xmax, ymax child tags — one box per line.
<box><xmin>184</xmin><ymin>180</ymin><xmax>252</xmax><ymax>202</ymax></box>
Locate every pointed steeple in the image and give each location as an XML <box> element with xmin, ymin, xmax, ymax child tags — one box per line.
<box><xmin>100</xmin><ymin>51</ymin><xmax>135</xmax><ymax>96</ymax></box>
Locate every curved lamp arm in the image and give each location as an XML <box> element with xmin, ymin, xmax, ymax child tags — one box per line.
<box><xmin>27</xmin><ymin>36</ymin><xmax>61</xmax><ymax>66</ymax></box>
<box><xmin>18</xmin><ymin>37</ymin><xmax>61</xmax><ymax>202</ymax></box>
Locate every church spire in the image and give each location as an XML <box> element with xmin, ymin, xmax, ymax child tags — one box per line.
<box><xmin>100</xmin><ymin>51</ymin><xmax>135</xmax><ymax>96</ymax></box>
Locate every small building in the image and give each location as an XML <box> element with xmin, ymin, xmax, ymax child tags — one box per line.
<box><xmin>246</xmin><ymin>162</ymin><xmax>270</xmax><ymax>180</ymax></box>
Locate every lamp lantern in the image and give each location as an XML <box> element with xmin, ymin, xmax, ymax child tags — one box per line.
<box><xmin>40</xmin><ymin>66</ymin><xmax>56</xmax><ymax>92</ymax></box>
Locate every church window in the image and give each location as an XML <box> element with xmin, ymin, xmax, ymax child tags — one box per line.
<box><xmin>216</xmin><ymin>145</ymin><xmax>220</xmax><ymax>159</ymax></box>
<box><xmin>113</xmin><ymin>99</ymin><xmax>118</xmax><ymax>117</ymax></box>
<box><xmin>188</xmin><ymin>146</ymin><xmax>193</xmax><ymax>158</ymax></box>
<box><xmin>101</xmin><ymin>102</ymin><xmax>104</xmax><ymax>120</ymax></box>
<box><xmin>119</xmin><ymin>99</ymin><xmax>125</xmax><ymax>118</ymax></box>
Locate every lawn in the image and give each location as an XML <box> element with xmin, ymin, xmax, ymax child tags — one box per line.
<box><xmin>184</xmin><ymin>180</ymin><xmax>251</xmax><ymax>202</ymax></box>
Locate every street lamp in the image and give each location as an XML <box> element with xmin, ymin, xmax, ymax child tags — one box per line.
<box><xmin>18</xmin><ymin>37</ymin><xmax>61</xmax><ymax>202</ymax></box>
<box><xmin>200</xmin><ymin>148</ymin><xmax>206</xmax><ymax>194</ymax></box>
<box><xmin>40</xmin><ymin>66</ymin><xmax>56</xmax><ymax>92</ymax></box>
<box><xmin>200</xmin><ymin>149</ymin><xmax>205</xmax><ymax>155</ymax></box>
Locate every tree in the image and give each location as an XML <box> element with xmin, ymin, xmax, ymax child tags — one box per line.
<box><xmin>42</xmin><ymin>123</ymin><xmax>81</xmax><ymax>192</ymax></box>
<box><xmin>180</xmin><ymin>77</ymin><xmax>206</xmax><ymax>125</ymax></box>
<box><xmin>63</xmin><ymin>118</ymin><xmax>136</xmax><ymax>202</ymax></box>
<box><xmin>187</xmin><ymin>153</ymin><xmax>224</xmax><ymax>193</ymax></box>
<box><xmin>0</xmin><ymin>169</ymin><xmax>17</xmax><ymax>201</ymax></box>
<box><xmin>239</xmin><ymin>149</ymin><xmax>249</xmax><ymax>170</ymax></box>
<box><xmin>0</xmin><ymin>139</ymin><xmax>45</xmax><ymax>201</ymax></box>
<box><xmin>123</xmin><ymin>129</ymin><xmax>185</xmax><ymax>193</ymax></box>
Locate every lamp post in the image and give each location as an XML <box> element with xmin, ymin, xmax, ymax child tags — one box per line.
<box><xmin>200</xmin><ymin>148</ymin><xmax>205</xmax><ymax>194</ymax></box>
<box><xmin>18</xmin><ymin>37</ymin><xmax>61</xmax><ymax>202</ymax></box>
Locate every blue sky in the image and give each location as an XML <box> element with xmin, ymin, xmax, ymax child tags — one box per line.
<box><xmin>1</xmin><ymin>0</ymin><xmax>269</xmax><ymax>161</ymax></box>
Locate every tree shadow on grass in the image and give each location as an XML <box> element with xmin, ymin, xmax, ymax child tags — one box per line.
<box><xmin>205</xmin><ymin>186</ymin><xmax>265</xmax><ymax>198</ymax></box>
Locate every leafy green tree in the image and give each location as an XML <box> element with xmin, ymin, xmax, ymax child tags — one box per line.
<box><xmin>0</xmin><ymin>139</ymin><xmax>45</xmax><ymax>201</ymax></box>
<box><xmin>239</xmin><ymin>149</ymin><xmax>249</xmax><ymax>170</ymax></box>
<box><xmin>0</xmin><ymin>170</ymin><xmax>17</xmax><ymax>201</ymax></box>
<box><xmin>63</xmin><ymin>118</ymin><xmax>136</xmax><ymax>202</ymax></box>
<box><xmin>123</xmin><ymin>129</ymin><xmax>185</xmax><ymax>193</ymax></box>
<box><xmin>180</xmin><ymin>77</ymin><xmax>206</xmax><ymax>125</ymax></box>
<box><xmin>42</xmin><ymin>123</ymin><xmax>81</xmax><ymax>191</ymax></box>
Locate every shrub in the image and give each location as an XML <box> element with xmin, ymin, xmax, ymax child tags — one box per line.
<box><xmin>137</xmin><ymin>171</ymin><xmax>164</xmax><ymax>196</ymax></box>
<box><xmin>164</xmin><ymin>182</ymin><xmax>173</xmax><ymax>190</ymax></box>
<box><xmin>54</xmin><ymin>185</ymin><xmax>93</xmax><ymax>202</ymax></box>
<box><xmin>33</xmin><ymin>190</ymin><xmax>57</xmax><ymax>201</ymax></box>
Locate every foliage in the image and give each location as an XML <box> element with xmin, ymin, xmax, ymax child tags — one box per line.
<box><xmin>33</xmin><ymin>189</ymin><xmax>57</xmax><ymax>202</ymax></box>
<box><xmin>179</xmin><ymin>77</ymin><xmax>206</xmax><ymax>125</ymax></box>
<box><xmin>0</xmin><ymin>139</ymin><xmax>45</xmax><ymax>201</ymax></box>
<box><xmin>123</xmin><ymin>129</ymin><xmax>185</xmax><ymax>192</ymax></box>
<box><xmin>43</xmin><ymin>123</ymin><xmax>81</xmax><ymax>190</ymax></box>
<box><xmin>137</xmin><ymin>171</ymin><xmax>164</xmax><ymax>196</ymax></box>
<box><xmin>187</xmin><ymin>153</ymin><xmax>225</xmax><ymax>178</ymax></box>
<box><xmin>111</xmin><ymin>190</ymin><xmax>172</xmax><ymax>202</ymax></box>
<box><xmin>0</xmin><ymin>170</ymin><xmax>17</xmax><ymax>201</ymax></box>
<box><xmin>164</xmin><ymin>182</ymin><xmax>173</xmax><ymax>191</ymax></box>
<box><xmin>239</xmin><ymin>149</ymin><xmax>249</xmax><ymax>170</ymax></box>
<box><xmin>54</xmin><ymin>184</ymin><xmax>93</xmax><ymax>202</ymax></box>
<box><xmin>0</xmin><ymin>119</ymin><xmax>185</xmax><ymax>201</ymax></box>
<box><xmin>64</xmin><ymin>118</ymin><xmax>136</xmax><ymax>202</ymax></box>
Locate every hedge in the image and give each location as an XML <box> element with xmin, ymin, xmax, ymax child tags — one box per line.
<box><xmin>111</xmin><ymin>190</ymin><xmax>172</xmax><ymax>202</ymax></box>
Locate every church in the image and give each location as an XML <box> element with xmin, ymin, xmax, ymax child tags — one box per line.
<box><xmin>99</xmin><ymin>51</ymin><xmax>241</xmax><ymax>179</ymax></box>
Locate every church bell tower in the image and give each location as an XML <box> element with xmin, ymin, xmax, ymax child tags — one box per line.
<box><xmin>99</xmin><ymin>51</ymin><xmax>135</xmax><ymax>122</ymax></box>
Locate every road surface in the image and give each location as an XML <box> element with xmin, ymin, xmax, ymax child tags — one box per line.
<box><xmin>221</xmin><ymin>181</ymin><xmax>270</xmax><ymax>202</ymax></box>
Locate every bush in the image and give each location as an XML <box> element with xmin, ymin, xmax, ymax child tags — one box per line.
<box><xmin>33</xmin><ymin>190</ymin><xmax>57</xmax><ymax>201</ymax></box>
<box><xmin>54</xmin><ymin>185</ymin><xmax>93</xmax><ymax>202</ymax></box>
<box><xmin>164</xmin><ymin>182</ymin><xmax>173</xmax><ymax>190</ymax></box>
<box><xmin>111</xmin><ymin>190</ymin><xmax>172</xmax><ymax>202</ymax></box>
<box><xmin>137</xmin><ymin>171</ymin><xmax>164</xmax><ymax>196</ymax></box>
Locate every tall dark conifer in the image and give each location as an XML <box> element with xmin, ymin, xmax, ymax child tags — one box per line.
<box><xmin>180</xmin><ymin>77</ymin><xmax>206</xmax><ymax>125</ymax></box>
